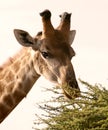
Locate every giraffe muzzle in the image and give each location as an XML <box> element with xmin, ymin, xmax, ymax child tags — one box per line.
<box><xmin>62</xmin><ymin>80</ymin><xmax>80</xmax><ymax>99</ymax></box>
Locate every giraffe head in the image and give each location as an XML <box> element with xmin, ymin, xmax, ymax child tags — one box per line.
<box><xmin>14</xmin><ymin>10</ymin><xmax>80</xmax><ymax>99</ymax></box>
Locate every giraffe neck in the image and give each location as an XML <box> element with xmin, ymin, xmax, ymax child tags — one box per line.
<box><xmin>0</xmin><ymin>47</ymin><xmax>40</xmax><ymax>123</ymax></box>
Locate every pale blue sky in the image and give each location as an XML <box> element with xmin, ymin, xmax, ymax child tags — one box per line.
<box><xmin>0</xmin><ymin>0</ymin><xmax>108</xmax><ymax>130</ymax></box>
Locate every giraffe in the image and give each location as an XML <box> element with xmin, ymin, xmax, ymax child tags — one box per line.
<box><xmin>0</xmin><ymin>10</ymin><xmax>80</xmax><ymax>123</ymax></box>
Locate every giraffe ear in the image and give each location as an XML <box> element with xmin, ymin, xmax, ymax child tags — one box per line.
<box><xmin>69</xmin><ymin>30</ymin><xmax>76</xmax><ymax>45</ymax></box>
<box><xmin>14</xmin><ymin>29</ymin><xmax>35</xmax><ymax>47</ymax></box>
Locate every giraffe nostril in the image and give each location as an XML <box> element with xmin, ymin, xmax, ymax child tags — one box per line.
<box><xmin>68</xmin><ymin>81</ymin><xmax>73</xmax><ymax>87</ymax></box>
<box><xmin>68</xmin><ymin>80</ymin><xmax>79</xmax><ymax>89</ymax></box>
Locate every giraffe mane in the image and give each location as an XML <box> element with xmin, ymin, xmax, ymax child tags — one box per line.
<box><xmin>0</xmin><ymin>47</ymin><xmax>27</xmax><ymax>72</ymax></box>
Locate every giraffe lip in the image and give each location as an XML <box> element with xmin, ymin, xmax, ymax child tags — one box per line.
<box><xmin>64</xmin><ymin>89</ymin><xmax>80</xmax><ymax>99</ymax></box>
<box><xmin>63</xmin><ymin>87</ymin><xmax>80</xmax><ymax>99</ymax></box>
<box><xmin>60</xmin><ymin>81</ymin><xmax>80</xmax><ymax>99</ymax></box>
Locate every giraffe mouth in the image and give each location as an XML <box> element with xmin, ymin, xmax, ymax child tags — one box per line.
<box><xmin>61</xmin><ymin>81</ymin><xmax>80</xmax><ymax>99</ymax></box>
<box><xmin>63</xmin><ymin>87</ymin><xmax>80</xmax><ymax>99</ymax></box>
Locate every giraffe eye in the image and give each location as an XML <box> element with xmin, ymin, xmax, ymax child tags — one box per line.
<box><xmin>41</xmin><ymin>52</ymin><xmax>49</xmax><ymax>59</ymax></box>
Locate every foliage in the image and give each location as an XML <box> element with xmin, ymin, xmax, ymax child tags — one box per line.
<box><xmin>33</xmin><ymin>80</ymin><xmax>108</xmax><ymax>130</ymax></box>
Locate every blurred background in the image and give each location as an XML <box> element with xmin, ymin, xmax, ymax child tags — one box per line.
<box><xmin>0</xmin><ymin>0</ymin><xmax>108</xmax><ymax>130</ymax></box>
